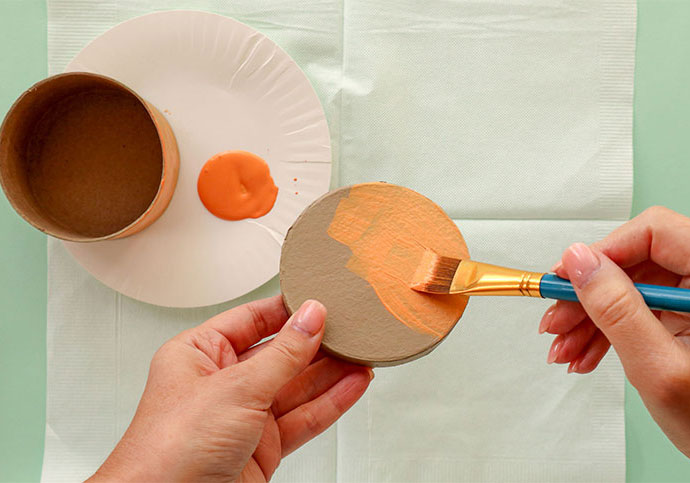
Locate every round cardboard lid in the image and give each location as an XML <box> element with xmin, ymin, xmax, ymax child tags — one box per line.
<box><xmin>62</xmin><ymin>11</ymin><xmax>332</xmax><ymax>308</ymax></box>
<box><xmin>280</xmin><ymin>183</ymin><xmax>470</xmax><ymax>367</ymax></box>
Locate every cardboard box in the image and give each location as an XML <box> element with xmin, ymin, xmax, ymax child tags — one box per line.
<box><xmin>0</xmin><ymin>72</ymin><xmax>179</xmax><ymax>241</ymax></box>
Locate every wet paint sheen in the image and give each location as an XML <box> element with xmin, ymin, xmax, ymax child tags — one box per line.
<box><xmin>197</xmin><ymin>150</ymin><xmax>278</xmax><ymax>221</ymax></box>
<box><xmin>327</xmin><ymin>183</ymin><xmax>468</xmax><ymax>337</ymax></box>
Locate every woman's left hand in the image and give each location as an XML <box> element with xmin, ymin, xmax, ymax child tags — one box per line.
<box><xmin>89</xmin><ymin>296</ymin><xmax>372</xmax><ymax>482</ymax></box>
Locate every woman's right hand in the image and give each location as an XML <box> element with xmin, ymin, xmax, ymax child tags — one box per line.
<box><xmin>541</xmin><ymin>206</ymin><xmax>690</xmax><ymax>457</ymax></box>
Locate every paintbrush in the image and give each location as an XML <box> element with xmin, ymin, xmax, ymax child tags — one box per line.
<box><xmin>409</xmin><ymin>249</ymin><xmax>690</xmax><ymax>313</ymax></box>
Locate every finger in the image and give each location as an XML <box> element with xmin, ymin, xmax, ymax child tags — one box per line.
<box><xmin>552</xmin><ymin>262</ymin><xmax>567</xmax><ymax>279</ymax></box>
<box><xmin>238</xmin><ymin>338</ymin><xmax>327</xmax><ymax>363</ymax></box>
<box><xmin>251</xmin><ymin>416</ymin><xmax>281</xmax><ymax>481</ymax></box>
<box><xmin>561</xmin><ymin>243</ymin><xmax>678</xmax><ymax>385</ymax></box>
<box><xmin>239</xmin><ymin>459</ymin><xmax>269</xmax><ymax>483</ymax></box>
<box><xmin>555</xmin><ymin>251</ymin><xmax>681</xmax><ymax>284</ymax></box>
<box><xmin>277</xmin><ymin>370</ymin><xmax>372</xmax><ymax>456</ymax></box>
<box><xmin>624</xmin><ymin>260</ymin><xmax>681</xmax><ymax>287</ymax></box>
<box><xmin>568</xmin><ymin>331</ymin><xmax>612</xmax><ymax>374</ymax></box>
<box><xmin>540</xmin><ymin>301</ymin><xmax>588</xmax><ymax>334</ymax></box>
<box><xmin>659</xmin><ymin>311</ymin><xmax>690</xmax><ymax>336</ymax></box>
<box><xmin>229</xmin><ymin>300</ymin><xmax>327</xmax><ymax>409</ymax></box>
<box><xmin>272</xmin><ymin>357</ymin><xmax>372</xmax><ymax>418</ymax></box>
<box><xmin>238</xmin><ymin>339</ymin><xmax>271</xmax><ymax>362</ymax></box>
<box><xmin>551</xmin><ymin>207</ymin><xmax>690</xmax><ymax>279</ymax></box>
<box><xmin>201</xmin><ymin>295</ymin><xmax>289</xmax><ymax>354</ymax></box>
<box><xmin>546</xmin><ymin>319</ymin><xmax>598</xmax><ymax>364</ymax></box>
<box><xmin>184</xmin><ymin>327</ymin><xmax>238</xmax><ymax>370</ymax></box>
<box><xmin>677</xmin><ymin>334</ymin><xmax>690</xmax><ymax>348</ymax></box>
<box><xmin>592</xmin><ymin>206</ymin><xmax>690</xmax><ymax>275</ymax></box>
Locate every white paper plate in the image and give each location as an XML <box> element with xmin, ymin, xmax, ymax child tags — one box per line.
<box><xmin>63</xmin><ymin>10</ymin><xmax>332</xmax><ymax>308</ymax></box>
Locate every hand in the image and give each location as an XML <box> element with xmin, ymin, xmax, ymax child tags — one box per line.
<box><xmin>89</xmin><ymin>296</ymin><xmax>373</xmax><ymax>482</ymax></box>
<box><xmin>539</xmin><ymin>206</ymin><xmax>690</xmax><ymax>457</ymax></box>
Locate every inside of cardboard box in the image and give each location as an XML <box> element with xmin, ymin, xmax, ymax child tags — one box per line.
<box><xmin>0</xmin><ymin>74</ymin><xmax>163</xmax><ymax>240</ymax></box>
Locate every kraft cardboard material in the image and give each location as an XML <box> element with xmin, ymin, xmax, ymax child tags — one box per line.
<box><xmin>0</xmin><ymin>72</ymin><xmax>179</xmax><ymax>241</ymax></box>
<box><xmin>280</xmin><ymin>183</ymin><xmax>468</xmax><ymax>366</ymax></box>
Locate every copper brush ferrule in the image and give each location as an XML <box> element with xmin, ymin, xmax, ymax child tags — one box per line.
<box><xmin>446</xmin><ymin>260</ymin><xmax>544</xmax><ymax>297</ymax></box>
<box><xmin>410</xmin><ymin>251</ymin><xmax>544</xmax><ymax>297</ymax></box>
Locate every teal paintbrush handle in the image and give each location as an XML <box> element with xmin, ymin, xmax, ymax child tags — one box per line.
<box><xmin>539</xmin><ymin>273</ymin><xmax>690</xmax><ymax>313</ymax></box>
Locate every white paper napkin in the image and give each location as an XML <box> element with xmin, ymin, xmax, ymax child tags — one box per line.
<box><xmin>340</xmin><ymin>0</ymin><xmax>634</xmax><ymax>221</ymax></box>
<box><xmin>43</xmin><ymin>0</ymin><xmax>635</xmax><ymax>481</ymax></box>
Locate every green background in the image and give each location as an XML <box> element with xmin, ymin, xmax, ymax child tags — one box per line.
<box><xmin>0</xmin><ymin>0</ymin><xmax>689</xmax><ymax>480</ymax></box>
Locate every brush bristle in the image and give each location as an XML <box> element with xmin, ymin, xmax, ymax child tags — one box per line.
<box><xmin>410</xmin><ymin>249</ymin><xmax>461</xmax><ymax>294</ymax></box>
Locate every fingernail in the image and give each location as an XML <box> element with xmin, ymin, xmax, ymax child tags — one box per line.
<box><xmin>367</xmin><ymin>368</ymin><xmax>375</xmax><ymax>380</ymax></box>
<box><xmin>566</xmin><ymin>243</ymin><xmax>601</xmax><ymax>288</ymax></box>
<box><xmin>547</xmin><ymin>336</ymin><xmax>562</xmax><ymax>364</ymax></box>
<box><xmin>551</xmin><ymin>261</ymin><xmax>563</xmax><ymax>273</ymax></box>
<box><xmin>291</xmin><ymin>300</ymin><xmax>325</xmax><ymax>336</ymax></box>
<box><xmin>568</xmin><ymin>360</ymin><xmax>579</xmax><ymax>374</ymax></box>
<box><xmin>539</xmin><ymin>306</ymin><xmax>556</xmax><ymax>334</ymax></box>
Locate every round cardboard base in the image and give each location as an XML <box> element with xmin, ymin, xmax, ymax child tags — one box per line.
<box><xmin>280</xmin><ymin>183</ymin><xmax>470</xmax><ymax>367</ymax></box>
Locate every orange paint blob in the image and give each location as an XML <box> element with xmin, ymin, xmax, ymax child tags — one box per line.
<box><xmin>197</xmin><ymin>150</ymin><xmax>278</xmax><ymax>221</ymax></box>
<box><xmin>327</xmin><ymin>183</ymin><xmax>468</xmax><ymax>337</ymax></box>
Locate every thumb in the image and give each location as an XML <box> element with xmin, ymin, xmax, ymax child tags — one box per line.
<box><xmin>232</xmin><ymin>299</ymin><xmax>326</xmax><ymax>407</ymax></box>
<box><xmin>561</xmin><ymin>243</ymin><xmax>677</xmax><ymax>380</ymax></box>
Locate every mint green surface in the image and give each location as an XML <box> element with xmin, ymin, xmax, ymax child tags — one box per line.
<box><xmin>0</xmin><ymin>1</ymin><xmax>48</xmax><ymax>482</ymax></box>
<box><xmin>0</xmin><ymin>0</ymin><xmax>688</xmax><ymax>481</ymax></box>
<box><xmin>627</xmin><ymin>1</ymin><xmax>690</xmax><ymax>480</ymax></box>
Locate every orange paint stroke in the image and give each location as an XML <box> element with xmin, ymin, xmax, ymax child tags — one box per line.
<box><xmin>327</xmin><ymin>183</ymin><xmax>468</xmax><ymax>337</ymax></box>
<box><xmin>197</xmin><ymin>150</ymin><xmax>278</xmax><ymax>221</ymax></box>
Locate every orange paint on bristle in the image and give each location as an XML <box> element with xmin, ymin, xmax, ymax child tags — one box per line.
<box><xmin>410</xmin><ymin>251</ymin><xmax>461</xmax><ymax>293</ymax></box>
<box><xmin>197</xmin><ymin>150</ymin><xmax>278</xmax><ymax>221</ymax></box>
<box><xmin>410</xmin><ymin>249</ymin><xmax>442</xmax><ymax>289</ymax></box>
<box><xmin>327</xmin><ymin>183</ymin><xmax>468</xmax><ymax>337</ymax></box>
